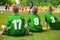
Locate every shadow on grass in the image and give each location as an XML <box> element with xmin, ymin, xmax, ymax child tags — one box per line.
<box><xmin>4</xmin><ymin>33</ymin><xmax>33</xmax><ymax>37</ymax></box>
<box><xmin>29</xmin><ymin>30</ymin><xmax>47</xmax><ymax>33</ymax></box>
<box><xmin>1</xmin><ymin>30</ymin><xmax>50</xmax><ymax>37</ymax></box>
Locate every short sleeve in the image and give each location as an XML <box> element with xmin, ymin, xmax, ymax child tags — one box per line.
<box><xmin>5</xmin><ymin>17</ymin><xmax>11</xmax><ymax>27</ymax></box>
<box><xmin>27</xmin><ymin>16</ymin><xmax>31</xmax><ymax>23</ymax></box>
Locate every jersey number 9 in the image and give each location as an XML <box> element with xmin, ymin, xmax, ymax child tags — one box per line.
<box><xmin>34</xmin><ymin>18</ymin><xmax>39</xmax><ymax>25</ymax></box>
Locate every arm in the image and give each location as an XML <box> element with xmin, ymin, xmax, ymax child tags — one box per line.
<box><xmin>43</xmin><ymin>22</ymin><xmax>48</xmax><ymax>30</ymax></box>
<box><xmin>43</xmin><ymin>15</ymin><xmax>49</xmax><ymax>30</ymax></box>
<box><xmin>24</xmin><ymin>23</ymin><xmax>29</xmax><ymax>35</ymax></box>
<box><xmin>24</xmin><ymin>16</ymin><xmax>31</xmax><ymax>34</ymax></box>
<box><xmin>0</xmin><ymin>25</ymin><xmax>7</xmax><ymax>35</ymax></box>
<box><xmin>0</xmin><ymin>17</ymin><xmax>11</xmax><ymax>35</ymax></box>
<box><xmin>22</xmin><ymin>17</ymin><xmax>29</xmax><ymax>34</ymax></box>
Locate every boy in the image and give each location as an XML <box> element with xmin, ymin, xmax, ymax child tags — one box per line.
<box><xmin>43</xmin><ymin>6</ymin><xmax>60</xmax><ymax>30</ymax></box>
<box><xmin>26</xmin><ymin>6</ymin><xmax>43</xmax><ymax>32</ymax></box>
<box><xmin>0</xmin><ymin>5</ymin><xmax>29</xmax><ymax>36</ymax></box>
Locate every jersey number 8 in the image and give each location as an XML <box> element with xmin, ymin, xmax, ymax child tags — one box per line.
<box><xmin>12</xmin><ymin>19</ymin><xmax>22</xmax><ymax>30</ymax></box>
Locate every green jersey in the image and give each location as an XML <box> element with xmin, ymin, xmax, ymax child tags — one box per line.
<box><xmin>27</xmin><ymin>13</ymin><xmax>42</xmax><ymax>32</ymax></box>
<box><xmin>44</xmin><ymin>12</ymin><xmax>60</xmax><ymax>30</ymax></box>
<box><xmin>5</xmin><ymin>14</ymin><xmax>26</xmax><ymax>35</ymax></box>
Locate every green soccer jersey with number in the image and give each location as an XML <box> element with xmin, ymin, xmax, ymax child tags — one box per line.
<box><xmin>44</xmin><ymin>12</ymin><xmax>60</xmax><ymax>30</ymax></box>
<box><xmin>27</xmin><ymin>13</ymin><xmax>42</xmax><ymax>32</ymax></box>
<box><xmin>5</xmin><ymin>14</ymin><xmax>26</xmax><ymax>35</ymax></box>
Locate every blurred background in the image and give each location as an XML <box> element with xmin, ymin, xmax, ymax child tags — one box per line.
<box><xmin>0</xmin><ymin>0</ymin><xmax>60</xmax><ymax>12</ymax></box>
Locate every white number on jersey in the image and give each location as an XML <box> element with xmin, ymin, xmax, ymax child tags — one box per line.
<box><xmin>50</xmin><ymin>16</ymin><xmax>55</xmax><ymax>23</ymax></box>
<box><xmin>34</xmin><ymin>18</ymin><xmax>39</xmax><ymax>25</ymax></box>
<box><xmin>12</xmin><ymin>19</ymin><xmax>22</xmax><ymax>30</ymax></box>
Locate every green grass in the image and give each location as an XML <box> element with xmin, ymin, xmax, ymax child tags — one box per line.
<box><xmin>0</xmin><ymin>11</ymin><xmax>60</xmax><ymax>40</ymax></box>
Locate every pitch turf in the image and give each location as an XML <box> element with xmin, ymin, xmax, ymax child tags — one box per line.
<box><xmin>0</xmin><ymin>10</ymin><xmax>60</xmax><ymax>40</ymax></box>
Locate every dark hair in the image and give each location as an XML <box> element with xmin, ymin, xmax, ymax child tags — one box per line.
<box><xmin>12</xmin><ymin>5</ymin><xmax>19</xmax><ymax>13</ymax></box>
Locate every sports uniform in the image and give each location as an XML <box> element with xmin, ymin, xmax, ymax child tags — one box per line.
<box><xmin>44</xmin><ymin>12</ymin><xmax>60</xmax><ymax>30</ymax></box>
<box><xmin>5</xmin><ymin>14</ymin><xmax>26</xmax><ymax>35</ymax></box>
<box><xmin>27</xmin><ymin>13</ymin><xmax>42</xmax><ymax>32</ymax></box>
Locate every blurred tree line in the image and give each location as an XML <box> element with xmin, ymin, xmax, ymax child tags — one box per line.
<box><xmin>0</xmin><ymin>0</ymin><xmax>60</xmax><ymax>7</ymax></box>
<box><xmin>0</xmin><ymin>0</ymin><xmax>16</xmax><ymax>6</ymax></box>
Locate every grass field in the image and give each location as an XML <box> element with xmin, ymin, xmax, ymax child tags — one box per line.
<box><xmin>0</xmin><ymin>10</ymin><xmax>60</xmax><ymax>40</ymax></box>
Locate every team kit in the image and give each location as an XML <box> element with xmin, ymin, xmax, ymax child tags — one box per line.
<box><xmin>0</xmin><ymin>5</ymin><xmax>60</xmax><ymax>36</ymax></box>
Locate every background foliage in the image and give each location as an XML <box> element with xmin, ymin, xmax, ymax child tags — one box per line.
<box><xmin>0</xmin><ymin>0</ymin><xmax>60</xmax><ymax>7</ymax></box>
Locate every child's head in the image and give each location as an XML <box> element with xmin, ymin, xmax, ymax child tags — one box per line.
<box><xmin>32</xmin><ymin>6</ymin><xmax>38</xmax><ymax>14</ymax></box>
<box><xmin>47</xmin><ymin>6</ymin><xmax>52</xmax><ymax>12</ymax></box>
<box><xmin>12</xmin><ymin>5</ymin><xmax>19</xmax><ymax>14</ymax></box>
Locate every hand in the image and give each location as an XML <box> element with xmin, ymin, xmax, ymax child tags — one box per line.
<box><xmin>43</xmin><ymin>27</ymin><xmax>48</xmax><ymax>31</ymax></box>
<box><xmin>24</xmin><ymin>24</ymin><xmax>28</xmax><ymax>28</ymax></box>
